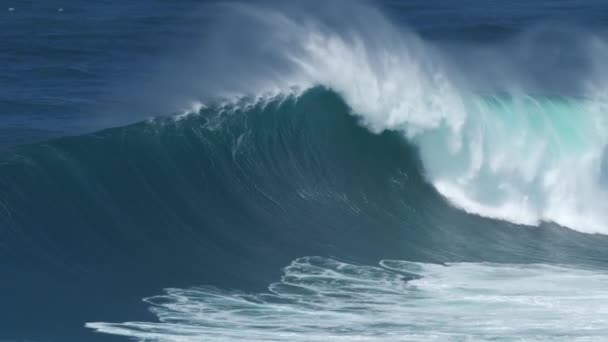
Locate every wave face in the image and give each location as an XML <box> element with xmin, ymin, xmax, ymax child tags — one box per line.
<box><xmin>87</xmin><ymin>256</ymin><xmax>608</xmax><ymax>341</ymax></box>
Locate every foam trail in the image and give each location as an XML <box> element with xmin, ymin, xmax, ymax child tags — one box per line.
<box><xmin>87</xmin><ymin>257</ymin><xmax>608</xmax><ymax>341</ymax></box>
<box><xmin>205</xmin><ymin>3</ymin><xmax>608</xmax><ymax>233</ymax></box>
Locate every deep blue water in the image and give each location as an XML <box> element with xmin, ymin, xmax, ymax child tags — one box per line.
<box><xmin>3</xmin><ymin>1</ymin><xmax>608</xmax><ymax>341</ymax></box>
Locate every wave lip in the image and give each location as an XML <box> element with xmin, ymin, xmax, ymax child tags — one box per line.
<box><xmin>87</xmin><ymin>256</ymin><xmax>608</xmax><ymax>341</ymax></box>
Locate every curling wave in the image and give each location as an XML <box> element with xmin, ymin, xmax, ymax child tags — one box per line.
<box><xmin>154</xmin><ymin>2</ymin><xmax>608</xmax><ymax>233</ymax></box>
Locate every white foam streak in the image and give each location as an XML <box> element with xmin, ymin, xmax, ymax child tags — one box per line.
<box><xmin>87</xmin><ymin>257</ymin><xmax>608</xmax><ymax>341</ymax></box>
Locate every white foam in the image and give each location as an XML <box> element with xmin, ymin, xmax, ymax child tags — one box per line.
<box><xmin>87</xmin><ymin>257</ymin><xmax>608</xmax><ymax>341</ymax></box>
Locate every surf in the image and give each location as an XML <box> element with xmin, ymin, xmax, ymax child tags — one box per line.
<box><xmin>87</xmin><ymin>256</ymin><xmax>608</xmax><ymax>341</ymax></box>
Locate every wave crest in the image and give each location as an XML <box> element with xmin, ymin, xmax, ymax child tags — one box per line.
<box><xmin>199</xmin><ymin>2</ymin><xmax>608</xmax><ymax>233</ymax></box>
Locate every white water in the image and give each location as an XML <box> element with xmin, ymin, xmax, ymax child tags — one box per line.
<box><xmin>193</xmin><ymin>2</ymin><xmax>608</xmax><ymax>233</ymax></box>
<box><xmin>87</xmin><ymin>256</ymin><xmax>608</xmax><ymax>341</ymax></box>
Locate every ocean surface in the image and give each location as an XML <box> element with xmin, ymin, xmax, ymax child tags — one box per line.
<box><xmin>3</xmin><ymin>1</ymin><xmax>608</xmax><ymax>341</ymax></box>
